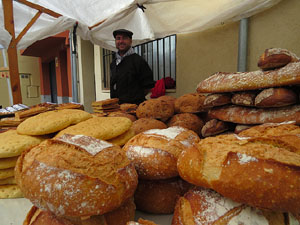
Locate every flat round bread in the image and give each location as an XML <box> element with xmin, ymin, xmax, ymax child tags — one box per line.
<box><xmin>17</xmin><ymin>109</ymin><xmax>92</xmax><ymax>136</ymax></box>
<box><xmin>107</xmin><ymin>127</ymin><xmax>135</xmax><ymax>146</ymax></box>
<box><xmin>0</xmin><ymin>184</ymin><xmax>23</xmax><ymax>198</ymax></box>
<box><xmin>0</xmin><ymin>167</ymin><xmax>15</xmax><ymax>179</ymax></box>
<box><xmin>0</xmin><ymin>156</ymin><xmax>18</xmax><ymax>169</ymax></box>
<box><xmin>55</xmin><ymin>117</ymin><xmax>132</xmax><ymax>140</ymax></box>
<box><xmin>0</xmin><ymin>177</ymin><xmax>16</xmax><ymax>185</ymax></box>
<box><xmin>0</xmin><ymin>130</ymin><xmax>45</xmax><ymax>158</ymax></box>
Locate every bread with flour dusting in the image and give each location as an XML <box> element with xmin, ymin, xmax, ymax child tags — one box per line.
<box><xmin>258</xmin><ymin>48</ymin><xmax>300</xmax><ymax>70</ymax></box>
<box><xmin>15</xmin><ymin>134</ymin><xmax>138</xmax><ymax>217</ymax></box>
<box><xmin>196</xmin><ymin>61</ymin><xmax>300</xmax><ymax>93</ymax></box>
<box><xmin>122</xmin><ymin>126</ymin><xmax>200</xmax><ymax>180</ymax></box>
<box><xmin>172</xmin><ymin>187</ymin><xmax>285</xmax><ymax>225</ymax></box>
<box><xmin>177</xmin><ymin>133</ymin><xmax>300</xmax><ymax>214</ymax></box>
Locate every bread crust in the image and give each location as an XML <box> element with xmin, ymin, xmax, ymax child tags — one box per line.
<box><xmin>134</xmin><ymin>177</ymin><xmax>192</xmax><ymax>214</ymax></box>
<box><xmin>177</xmin><ymin>133</ymin><xmax>300</xmax><ymax>214</ymax></box>
<box><xmin>208</xmin><ymin>104</ymin><xmax>300</xmax><ymax>124</ymax></box>
<box><xmin>172</xmin><ymin>187</ymin><xmax>285</xmax><ymax>225</ymax></box>
<box><xmin>258</xmin><ymin>48</ymin><xmax>300</xmax><ymax>70</ymax></box>
<box><xmin>15</xmin><ymin>134</ymin><xmax>138</xmax><ymax>217</ymax></box>
<box><xmin>254</xmin><ymin>87</ymin><xmax>298</xmax><ymax>107</ymax></box>
<box><xmin>196</xmin><ymin>61</ymin><xmax>300</xmax><ymax>93</ymax></box>
<box><xmin>122</xmin><ymin>126</ymin><xmax>200</xmax><ymax>180</ymax></box>
<box><xmin>174</xmin><ymin>93</ymin><xmax>206</xmax><ymax>113</ymax></box>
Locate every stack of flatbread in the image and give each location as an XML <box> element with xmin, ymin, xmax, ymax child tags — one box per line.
<box><xmin>92</xmin><ymin>98</ymin><xmax>120</xmax><ymax>113</ymax></box>
<box><xmin>0</xmin><ymin>130</ymin><xmax>45</xmax><ymax>198</ymax></box>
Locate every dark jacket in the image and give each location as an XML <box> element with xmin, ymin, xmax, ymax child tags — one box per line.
<box><xmin>110</xmin><ymin>53</ymin><xmax>155</xmax><ymax>105</ymax></box>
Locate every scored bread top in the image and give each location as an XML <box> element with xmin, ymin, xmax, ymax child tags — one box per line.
<box><xmin>15</xmin><ymin>134</ymin><xmax>138</xmax><ymax>217</ymax></box>
<box><xmin>196</xmin><ymin>61</ymin><xmax>300</xmax><ymax>93</ymax></box>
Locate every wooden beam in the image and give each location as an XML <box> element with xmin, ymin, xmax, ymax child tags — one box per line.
<box><xmin>16</xmin><ymin>0</ymin><xmax>62</xmax><ymax>18</ymax></box>
<box><xmin>2</xmin><ymin>0</ymin><xmax>22</xmax><ymax>104</ymax></box>
<box><xmin>15</xmin><ymin>11</ymin><xmax>42</xmax><ymax>45</ymax></box>
<box><xmin>89</xmin><ymin>19</ymin><xmax>106</xmax><ymax>30</ymax></box>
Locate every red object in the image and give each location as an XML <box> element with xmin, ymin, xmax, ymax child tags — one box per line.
<box><xmin>164</xmin><ymin>77</ymin><xmax>175</xmax><ymax>89</ymax></box>
<box><xmin>151</xmin><ymin>78</ymin><xmax>166</xmax><ymax>98</ymax></box>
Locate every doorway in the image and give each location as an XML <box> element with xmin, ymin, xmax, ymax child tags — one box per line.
<box><xmin>49</xmin><ymin>60</ymin><xmax>58</xmax><ymax>103</ymax></box>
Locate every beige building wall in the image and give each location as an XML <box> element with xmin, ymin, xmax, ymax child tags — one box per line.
<box><xmin>175</xmin><ymin>0</ymin><xmax>300</xmax><ymax>97</ymax></box>
<box><xmin>0</xmin><ymin>50</ymin><xmax>40</xmax><ymax>108</ymax></box>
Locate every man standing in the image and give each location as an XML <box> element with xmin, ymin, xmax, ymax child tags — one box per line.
<box><xmin>110</xmin><ymin>29</ymin><xmax>155</xmax><ymax>105</ymax></box>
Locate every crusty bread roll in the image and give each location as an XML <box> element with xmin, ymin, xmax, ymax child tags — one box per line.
<box><xmin>196</xmin><ymin>61</ymin><xmax>300</xmax><ymax>93</ymax></box>
<box><xmin>208</xmin><ymin>104</ymin><xmax>300</xmax><ymax>124</ymax></box>
<box><xmin>24</xmin><ymin>198</ymin><xmax>136</xmax><ymax>225</ymax></box>
<box><xmin>203</xmin><ymin>93</ymin><xmax>232</xmax><ymax>108</ymax></box>
<box><xmin>201</xmin><ymin>119</ymin><xmax>232</xmax><ymax>137</ymax></box>
<box><xmin>15</xmin><ymin>134</ymin><xmax>138</xmax><ymax>217</ymax></box>
<box><xmin>257</xmin><ymin>48</ymin><xmax>300</xmax><ymax>70</ymax></box>
<box><xmin>172</xmin><ymin>187</ymin><xmax>285</xmax><ymax>225</ymax></box>
<box><xmin>231</xmin><ymin>91</ymin><xmax>257</xmax><ymax>106</ymax></box>
<box><xmin>177</xmin><ymin>133</ymin><xmax>300</xmax><ymax>214</ymax></box>
<box><xmin>122</xmin><ymin>126</ymin><xmax>200</xmax><ymax>180</ymax></box>
<box><xmin>174</xmin><ymin>93</ymin><xmax>206</xmax><ymax>113</ymax></box>
<box><xmin>254</xmin><ymin>87</ymin><xmax>298</xmax><ymax>107</ymax></box>
<box><xmin>167</xmin><ymin>113</ymin><xmax>204</xmax><ymax>136</ymax></box>
<box><xmin>136</xmin><ymin>98</ymin><xmax>174</xmax><ymax>121</ymax></box>
<box><xmin>134</xmin><ymin>177</ymin><xmax>192</xmax><ymax>214</ymax></box>
<box><xmin>131</xmin><ymin>118</ymin><xmax>167</xmax><ymax>135</ymax></box>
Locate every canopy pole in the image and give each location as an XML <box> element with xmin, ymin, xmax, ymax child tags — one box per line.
<box><xmin>70</xmin><ymin>23</ymin><xmax>79</xmax><ymax>103</ymax></box>
<box><xmin>2</xmin><ymin>0</ymin><xmax>22</xmax><ymax>104</ymax></box>
<box><xmin>237</xmin><ymin>18</ymin><xmax>249</xmax><ymax>72</ymax></box>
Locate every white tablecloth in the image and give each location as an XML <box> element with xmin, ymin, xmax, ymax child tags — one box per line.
<box><xmin>0</xmin><ymin>198</ymin><xmax>173</xmax><ymax>225</ymax></box>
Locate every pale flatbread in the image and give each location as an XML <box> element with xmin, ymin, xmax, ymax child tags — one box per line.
<box><xmin>55</xmin><ymin>117</ymin><xmax>132</xmax><ymax>140</ymax></box>
<box><xmin>0</xmin><ymin>156</ymin><xmax>18</xmax><ymax>169</ymax></box>
<box><xmin>0</xmin><ymin>130</ymin><xmax>45</xmax><ymax>158</ymax></box>
<box><xmin>0</xmin><ymin>184</ymin><xmax>23</xmax><ymax>198</ymax></box>
<box><xmin>107</xmin><ymin>127</ymin><xmax>135</xmax><ymax>146</ymax></box>
<box><xmin>0</xmin><ymin>176</ymin><xmax>16</xmax><ymax>185</ymax></box>
<box><xmin>17</xmin><ymin>109</ymin><xmax>92</xmax><ymax>135</ymax></box>
<box><xmin>0</xmin><ymin>167</ymin><xmax>15</xmax><ymax>179</ymax></box>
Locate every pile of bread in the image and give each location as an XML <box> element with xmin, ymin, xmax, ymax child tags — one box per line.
<box><xmin>1</xmin><ymin>47</ymin><xmax>300</xmax><ymax>225</ymax></box>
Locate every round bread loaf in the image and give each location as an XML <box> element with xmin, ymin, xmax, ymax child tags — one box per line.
<box><xmin>254</xmin><ymin>87</ymin><xmax>298</xmax><ymax>107</ymax></box>
<box><xmin>174</xmin><ymin>93</ymin><xmax>206</xmax><ymax>113</ymax></box>
<box><xmin>134</xmin><ymin>177</ymin><xmax>192</xmax><ymax>214</ymax></box>
<box><xmin>177</xmin><ymin>133</ymin><xmax>300</xmax><ymax>214</ymax></box>
<box><xmin>122</xmin><ymin>126</ymin><xmax>200</xmax><ymax>180</ymax></box>
<box><xmin>120</xmin><ymin>103</ymin><xmax>138</xmax><ymax>114</ymax></box>
<box><xmin>23</xmin><ymin>198</ymin><xmax>136</xmax><ymax>225</ymax></box>
<box><xmin>172</xmin><ymin>187</ymin><xmax>285</xmax><ymax>225</ymax></box>
<box><xmin>108</xmin><ymin>111</ymin><xmax>137</xmax><ymax>122</ymax></box>
<box><xmin>167</xmin><ymin>113</ymin><xmax>204</xmax><ymax>136</ymax></box>
<box><xmin>131</xmin><ymin>118</ymin><xmax>167</xmax><ymax>135</ymax></box>
<box><xmin>15</xmin><ymin>134</ymin><xmax>138</xmax><ymax>217</ymax></box>
<box><xmin>136</xmin><ymin>99</ymin><xmax>174</xmax><ymax>121</ymax></box>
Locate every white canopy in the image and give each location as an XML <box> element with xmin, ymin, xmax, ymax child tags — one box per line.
<box><xmin>0</xmin><ymin>0</ymin><xmax>281</xmax><ymax>50</ymax></box>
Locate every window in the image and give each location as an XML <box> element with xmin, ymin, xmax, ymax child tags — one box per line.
<box><xmin>102</xmin><ymin>35</ymin><xmax>176</xmax><ymax>90</ymax></box>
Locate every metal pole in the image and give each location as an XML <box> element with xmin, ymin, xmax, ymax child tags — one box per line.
<box><xmin>237</xmin><ymin>18</ymin><xmax>249</xmax><ymax>72</ymax></box>
<box><xmin>70</xmin><ymin>23</ymin><xmax>78</xmax><ymax>102</ymax></box>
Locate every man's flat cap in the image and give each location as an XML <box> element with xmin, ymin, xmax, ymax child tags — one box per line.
<box><xmin>113</xmin><ymin>29</ymin><xmax>133</xmax><ymax>38</ymax></box>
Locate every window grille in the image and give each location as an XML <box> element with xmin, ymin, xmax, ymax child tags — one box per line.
<box><xmin>102</xmin><ymin>35</ymin><xmax>176</xmax><ymax>90</ymax></box>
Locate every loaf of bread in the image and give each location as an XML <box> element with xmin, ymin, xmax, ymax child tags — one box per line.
<box><xmin>254</xmin><ymin>87</ymin><xmax>298</xmax><ymax>107</ymax></box>
<box><xmin>122</xmin><ymin>126</ymin><xmax>200</xmax><ymax>180</ymax></box>
<box><xmin>127</xmin><ymin>219</ymin><xmax>158</xmax><ymax>225</ymax></box>
<box><xmin>258</xmin><ymin>48</ymin><xmax>300</xmax><ymax>70</ymax></box>
<box><xmin>208</xmin><ymin>104</ymin><xmax>300</xmax><ymax>124</ymax></box>
<box><xmin>174</xmin><ymin>93</ymin><xmax>206</xmax><ymax>113</ymax></box>
<box><xmin>134</xmin><ymin>177</ymin><xmax>192</xmax><ymax>214</ymax></box>
<box><xmin>15</xmin><ymin>134</ymin><xmax>138</xmax><ymax>217</ymax></box>
<box><xmin>177</xmin><ymin>132</ymin><xmax>300</xmax><ymax>214</ymax></box>
<box><xmin>201</xmin><ymin>119</ymin><xmax>232</xmax><ymax>137</ymax></box>
<box><xmin>23</xmin><ymin>198</ymin><xmax>136</xmax><ymax>225</ymax></box>
<box><xmin>131</xmin><ymin>118</ymin><xmax>167</xmax><ymax>135</ymax></box>
<box><xmin>167</xmin><ymin>113</ymin><xmax>204</xmax><ymax>136</ymax></box>
<box><xmin>231</xmin><ymin>91</ymin><xmax>257</xmax><ymax>106</ymax></box>
<box><xmin>136</xmin><ymin>98</ymin><xmax>174</xmax><ymax>121</ymax></box>
<box><xmin>196</xmin><ymin>61</ymin><xmax>300</xmax><ymax>93</ymax></box>
<box><xmin>172</xmin><ymin>187</ymin><xmax>285</xmax><ymax>225</ymax></box>
<box><xmin>203</xmin><ymin>93</ymin><xmax>232</xmax><ymax>108</ymax></box>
